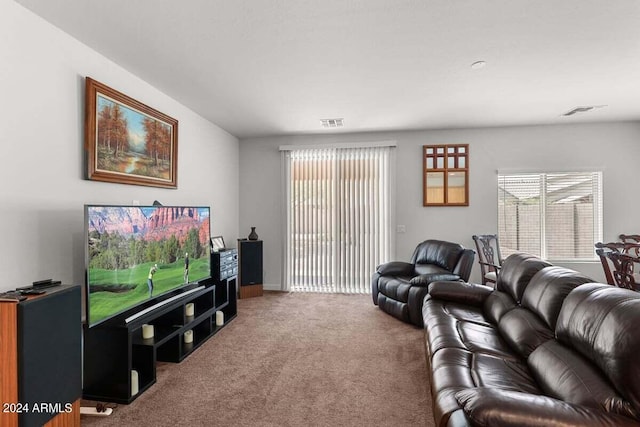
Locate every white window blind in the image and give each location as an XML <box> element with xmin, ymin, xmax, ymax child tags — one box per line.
<box><xmin>498</xmin><ymin>171</ymin><xmax>603</xmax><ymax>261</ymax></box>
<box><xmin>282</xmin><ymin>146</ymin><xmax>394</xmax><ymax>293</ymax></box>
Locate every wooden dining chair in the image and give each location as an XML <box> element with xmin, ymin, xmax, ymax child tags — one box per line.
<box><xmin>604</xmin><ymin>250</ymin><xmax>640</xmax><ymax>291</ymax></box>
<box><xmin>472</xmin><ymin>234</ymin><xmax>503</xmax><ymax>288</ymax></box>
<box><xmin>595</xmin><ymin>240</ymin><xmax>640</xmax><ymax>287</ymax></box>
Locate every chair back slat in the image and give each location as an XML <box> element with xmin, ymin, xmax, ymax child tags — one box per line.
<box><xmin>595</xmin><ymin>240</ymin><xmax>640</xmax><ymax>289</ymax></box>
<box><xmin>472</xmin><ymin>234</ymin><xmax>503</xmax><ymax>287</ymax></box>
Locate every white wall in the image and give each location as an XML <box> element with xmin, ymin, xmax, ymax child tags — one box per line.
<box><xmin>240</xmin><ymin>121</ymin><xmax>640</xmax><ymax>287</ymax></box>
<box><xmin>0</xmin><ymin>2</ymin><xmax>239</xmax><ymax>291</ymax></box>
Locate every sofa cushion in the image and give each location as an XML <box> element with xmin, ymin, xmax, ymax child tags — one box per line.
<box><xmin>412</xmin><ymin>263</ymin><xmax>450</xmax><ymax>276</ymax></box>
<box><xmin>521</xmin><ymin>265</ymin><xmax>593</xmax><ymax>330</ymax></box>
<box><xmin>529</xmin><ymin>340</ymin><xmax>638</xmax><ymax>420</ymax></box>
<box><xmin>556</xmin><ymin>283</ymin><xmax>640</xmax><ymax>413</ymax></box>
<box><xmin>423</xmin><ymin>299</ymin><xmax>519</xmax><ymax>359</ymax></box>
<box><xmin>484</xmin><ymin>271</ymin><xmax>497</xmax><ymax>282</ymax></box>
<box><xmin>430</xmin><ymin>348</ymin><xmax>540</xmax><ymax>426</ymax></box>
<box><xmin>455</xmin><ymin>388</ymin><xmax>640</xmax><ymax>427</ymax></box>
<box><xmin>496</xmin><ymin>253</ymin><xmax>551</xmax><ymax>304</ymax></box>
<box><xmin>423</xmin><ymin>294</ymin><xmax>491</xmax><ymax>327</ymax></box>
<box><xmin>411</xmin><ymin>239</ymin><xmax>464</xmax><ymax>272</ymax></box>
<box><xmin>482</xmin><ymin>290</ymin><xmax>517</xmax><ymax>324</ymax></box>
<box><xmin>498</xmin><ymin>307</ymin><xmax>554</xmax><ymax>358</ymax></box>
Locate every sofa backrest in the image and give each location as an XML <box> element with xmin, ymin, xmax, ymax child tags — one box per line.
<box><xmin>555</xmin><ymin>283</ymin><xmax>640</xmax><ymax>415</ymax></box>
<box><xmin>496</xmin><ymin>266</ymin><xmax>592</xmax><ymax>358</ymax></box>
<box><xmin>483</xmin><ymin>253</ymin><xmax>550</xmax><ymax>324</ymax></box>
<box><xmin>410</xmin><ymin>240</ymin><xmax>465</xmax><ymax>272</ymax></box>
<box><xmin>521</xmin><ymin>266</ymin><xmax>593</xmax><ymax>330</ymax></box>
<box><xmin>496</xmin><ymin>253</ymin><xmax>551</xmax><ymax>303</ymax></box>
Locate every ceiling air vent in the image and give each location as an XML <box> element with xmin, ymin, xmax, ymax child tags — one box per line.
<box><xmin>320</xmin><ymin>118</ymin><xmax>344</xmax><ymax>128</ymax></box>
<box><xmin>562</xmin><ymin>105</ymin><xmax>607</xmax><ymax>117</ymax></box>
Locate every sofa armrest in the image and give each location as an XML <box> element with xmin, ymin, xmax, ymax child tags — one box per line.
<box><xmin>455</xmin><ymin>388</ymin><xmax>640</xmax><ymax>427</ymax></box>
<box><xmin>428</xmin><ymin>281</ymin><xmax>493</xmax><ymax>306</ymax></box>
<box><xmin>376</xmin><ymin>261</ymin><xmax>414</xmax><ymax>276</ymax></box>
<box><xmin>409</xmin><ymin>273</ymin><xmax>460</xmax><ymax>287</ymax></box>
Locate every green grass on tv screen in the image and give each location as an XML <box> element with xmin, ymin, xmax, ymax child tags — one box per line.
<box><xmin>88</xmin><ymin>257</ymin><xmax>209</xmax><ymax>325</ymax></box>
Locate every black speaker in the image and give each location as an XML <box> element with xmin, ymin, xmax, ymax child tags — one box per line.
<box><xmin>18</xmin><ymin>286</ymin><xmax>82</xmax><ymax>427</ymax></box>
<box><xmin>239</xmin><ymin>240</ymin><xmax>263</xmax><ymax>286</ymax></box>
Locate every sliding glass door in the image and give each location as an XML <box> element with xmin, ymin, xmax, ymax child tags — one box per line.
<box><xmin>282</xmin><ymin>145</ymin><xmax>394</xmax><ymax>293</ymax></box>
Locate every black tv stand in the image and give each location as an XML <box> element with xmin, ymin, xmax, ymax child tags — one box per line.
<box><xmin>83</xmin><ymin>278</ymin><xmax>237</xmax><ymax>403</ymax></box>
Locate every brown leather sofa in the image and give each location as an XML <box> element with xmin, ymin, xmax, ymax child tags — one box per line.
<box><xmin>422</xmin><ymin>252</ymin><xmax>640</xmax><ymax>426</ymax></box>
<box><xmin>371</xmin><ymin>239</ymin><xmax>474</xmax><ymax>326</ymax></box>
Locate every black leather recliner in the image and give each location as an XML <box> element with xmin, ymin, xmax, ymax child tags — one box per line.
<box><xmin>371</xmin><ymin>239</ymin><xmax>475</xmax><ymax>326</ymax></box>
<box><xmin>423</xmin><ymin>252</ymin><xmax>640</xmax><ymax>426</ymax></box>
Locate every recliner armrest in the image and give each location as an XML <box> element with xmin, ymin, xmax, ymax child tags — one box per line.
<box><xmin>409</xmin><ymin>273</ymin><xmax>460</xmax><ymax>287</ymax></box>
<box><xmin>428</xmin><ymin>281</ymin><xmax>493</xmax><ymax>306</ymax></box>
<box><xmin>376</xmin><ymin>261</ymin><xmax>414</xmax><ymax>276</ymax></box>
<box><xmin>455</xmin><ymin>388</ymin><xmax>640</xmax><ymax>427</ymax></box>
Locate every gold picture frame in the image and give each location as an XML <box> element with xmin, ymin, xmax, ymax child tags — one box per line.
<box><xmin>85</xmin><ymin>77</ymin><xmax>178</xmax><ymax>188</ymax></box>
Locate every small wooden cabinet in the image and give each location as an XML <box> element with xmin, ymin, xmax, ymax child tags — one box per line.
<box><xmin>83</xmin><ymin>281</ymin><xmax>237</xmax><ymax>404</ymax></box>
<box><xmin>0</xmin><ymin>285</ymin><xmax>82</xmax><ymax>427</ymax></box>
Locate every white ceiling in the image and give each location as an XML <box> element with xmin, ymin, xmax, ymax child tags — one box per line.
<box><xmin>14</xmin><ymin>0</ymin><xmax>640</xmax><ymax>138</ymax></box>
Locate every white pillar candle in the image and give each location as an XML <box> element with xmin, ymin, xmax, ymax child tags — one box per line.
<box><xmin>141</xmin><ymin>324</ymin><xmax>154</xmax><ymax>339</ymax></box>
<box><xmin>215</xmin><ymin>310</ymin><xmax>224</xmax><ymax>326</ymax></box>
<box><xmin>185</xmin><ymin>302</ymin><xmax>195</xmax><ymax>317</ymax></box>
<box><xmin>184</xmin><ymin>329</ymin><xmax>193</xmax><ymax>344</ymax></box>
<box><xmin>131</xmin><ymin>370</ymin><xmax>139</xmax><ymax>396</ymax></box>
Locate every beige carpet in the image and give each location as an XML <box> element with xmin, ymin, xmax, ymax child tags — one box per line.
<box><xmin>82</xmin><ymin>292</ymin><xmax>434</xmax><ymax>426</ymax></box>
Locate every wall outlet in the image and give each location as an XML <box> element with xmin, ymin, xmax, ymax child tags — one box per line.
<box><xmin>396</xmin><ymin>225</ymin><xmax>406</xmax><ymax>233</ymax></box>
<box><xmin>132</xmin><ymin>200</ymin><xmax>140</xmax><ymax>206</ymax></box>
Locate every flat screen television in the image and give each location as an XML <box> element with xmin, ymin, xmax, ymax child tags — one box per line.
<box><xmin>85</xmin><ymin>205</ymin><xmax>211</xmax><ymax>327</ymax></box>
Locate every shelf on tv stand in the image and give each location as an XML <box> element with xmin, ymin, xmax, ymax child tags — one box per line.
<box><xmin>83</xmin><ymin>277</ymin><xmax>237</xmax><ymax>404</ymax></box>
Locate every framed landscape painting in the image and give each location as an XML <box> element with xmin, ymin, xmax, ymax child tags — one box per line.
<box><xmin>85</xmin><ymin>77</ymin><xmax>178</xmax><ymax>188</ymax></box>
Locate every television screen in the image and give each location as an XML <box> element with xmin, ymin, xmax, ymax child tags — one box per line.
<box><xmin>85</xmin><ymin>205</ymin><xmax>211</xmax><ymax>327</ymax></box>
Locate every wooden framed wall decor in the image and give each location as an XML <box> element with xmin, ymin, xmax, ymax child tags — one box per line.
<box><xmin>85</xmin><ymin>77</ymin><xmax>178</xmax><ymax>188</ymax></box>
<box><xmin>423</xmin><ymin>144</ymin><xmax>469</xmax><ymax>206</ymax></box>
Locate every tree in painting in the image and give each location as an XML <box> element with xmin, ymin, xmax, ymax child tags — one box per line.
<box><xmin>143</xmin><ymin>117</ymin><xmax>172</xmax><ymax>168</ymax></box>
<box><xmin>96</xmin><ymin>95</ymin><xmax>172</xmax><ymax>181</ymax></box>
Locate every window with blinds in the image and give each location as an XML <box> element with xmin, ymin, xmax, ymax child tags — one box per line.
<box><xmin>281</xmin><ymin>146</ymin><xmax>394</xmax><ymax>293</ymax></box>
<box><xmin>498</xmin><ymin>171</ymin><xmax>603</xmax><ymax>261</ymax></box>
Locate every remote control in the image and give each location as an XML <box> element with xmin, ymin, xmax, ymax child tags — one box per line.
<box><xmin>32</xmin><ymin>279</ymin><xmax>53</xmax><ymax>286</ymax></box>
<box><xmin>21</xmin><ymin>289</ymin><xmax>46</xmax><ymax>295</ymax></box>
<box><xmin>33</xmin><ymin>280</ymin><xmax>62</xmax><ymax>289</ymax></box>
<box><xmin>0</xmin><ymin>291</ymin><xmax>27</xmax><ymax>302</ymax></box>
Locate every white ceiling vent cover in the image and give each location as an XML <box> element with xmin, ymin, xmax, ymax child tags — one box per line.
<box><xmin>320</xmin><ymin>118</ymin><xmax>344</xmax><ymax>128</ymax></box>
<box><xmin>562</xmin><ymin>105</ymin><xmax>608</xmax><ymax>117</ymax></box>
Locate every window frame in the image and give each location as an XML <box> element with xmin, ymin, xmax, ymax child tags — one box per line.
<box><xmin>497</xmin><ymin>170</ymin><xmax>603</xmax><ymax>262</ymax></box>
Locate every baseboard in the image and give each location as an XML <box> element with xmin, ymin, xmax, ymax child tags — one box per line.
<box><xmin>263</xmin><ymin>283</ymin><xmax>282</xmax><ymax>291</ymax></box>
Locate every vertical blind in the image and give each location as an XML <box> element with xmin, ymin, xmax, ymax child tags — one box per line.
<box><xmin>498</xmin><ymin>171</ymin><xmax>603</xmax><ymax>261</ymax></box>
<box><xmin>282</xmin><ymin>146</ymin><xmax>394</xmax><ymax>293</ymax></box>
